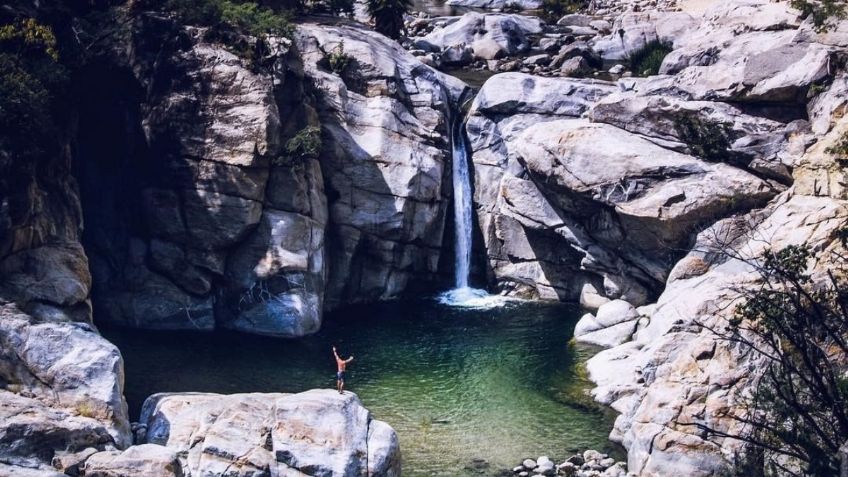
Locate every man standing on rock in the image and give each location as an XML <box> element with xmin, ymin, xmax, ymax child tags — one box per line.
<box><xmin>333</xmin><ymin>346</ymin><xmax>354</xmax><ymax>394</ymax></box>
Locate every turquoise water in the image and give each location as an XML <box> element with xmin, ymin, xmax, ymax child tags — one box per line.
<box><xmin>103</xmin><ymin>297</ymin><xmax>620</xmax><ymax>476</ymax></box>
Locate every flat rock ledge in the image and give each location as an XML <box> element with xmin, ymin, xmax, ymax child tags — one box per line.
<box><xmin>20</xmin><ymin>389</ymin><xmax>400</xmax><ymax>477</ymax></box>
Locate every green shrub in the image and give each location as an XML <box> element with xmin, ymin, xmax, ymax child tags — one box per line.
<box><xmin>0</xmin><ymin>18</ymin><xmax>59</xmax><ymax>60</ymax></box>
<box><xmin>163</xmin><ymin>0</ymin><xmax>292</xmax><ymax>38</ymax></box>
<box><xmin>327</xmin><ymin>40</ymin><xmax>352</xmax><ymax>74</ymax></box>
<box><xmin>366</xmin><ymin>0</ymin><xmax>412</xmax><ymax>40</ymax></box>
<box><xmin>672</xmin><ymin>115</ymin><xmax>736</xmax><ymax>162</ymax></box>
<box><xmin>628</xmin><ymin>39</ymin><xmax>673</xmax><ymax>77</ymax></box>
<box><xmin>0</xmin><ymin>19</ymin><xmax>67</xmax><ymax>163</ymax></box>
<box><xmin>284</xmin><ymin>126</ymin><xmax>322</xmax><ymax>160</ymax></box>
<box><xmin>791</xmin><ymin>0</ymin><xmax>846</xmax><ymax>32</ymax></box>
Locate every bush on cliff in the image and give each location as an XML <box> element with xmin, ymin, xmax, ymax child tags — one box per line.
<box><xmin>158</xmin><ymin>0</ymin><xmax>293</xmax><ymax>37</ymax></box>
<box><xmin>366</xmin><ymin>0</ymin><xmax>412</xmax><ymax>40</ymax></box>
<box><xmin>698</xmin><ymin>243</ymin><xmax>848</xmax><ymax>475</ymax></box>
<box><xmin>627</xmin><ymin>39</ymin><xmax>673</xmax><ymax>77</ymax></box>
<box><xmin>284</xmin><ymin>126</ymin><xmax>322</xmax><ymax>160</ymax></box>
<box><xmin>791</xmin><ymin>0</ymin><xmax>846</xmax><ymax>32</ymax></box>
<box><xmin>0</xmin><ymin>18</ymin><xmax>67</xmax><ymax>166</ymax></box>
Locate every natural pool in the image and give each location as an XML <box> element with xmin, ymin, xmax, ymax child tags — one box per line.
<box><xmin>103</xmin><ymin>297</ymin><xmax>620</xmax><ymax>477</ymax></box>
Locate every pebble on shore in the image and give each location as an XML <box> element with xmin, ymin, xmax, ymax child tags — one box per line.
<box><xmin>513</xmin><ymin>451</ymin><xmax>626</xmax><ymax>477</ymax></box>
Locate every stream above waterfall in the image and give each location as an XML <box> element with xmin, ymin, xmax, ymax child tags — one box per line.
<box><xmin>104</xmin><ymin>298</ymin><xmax>620</xmax><ymax>477</ymax></box>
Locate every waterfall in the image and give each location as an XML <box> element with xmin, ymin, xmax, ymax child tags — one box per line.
<box><xmin>438</xmin><ymin>92</ymin><xmax>509</xmax><ymax>308</ymax></box>
<box><xmin>450</xmin><ymin>110</ymin><xmax>473</xmax><ymax>289</ymax></box>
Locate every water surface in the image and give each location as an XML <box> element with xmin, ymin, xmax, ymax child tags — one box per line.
<box><xmin>104</xmin><ymin>298</ymin><xmax>619</xmax><ymax>476</ymax></box>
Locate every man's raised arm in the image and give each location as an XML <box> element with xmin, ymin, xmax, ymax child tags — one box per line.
<box><xmin>333</xmin><ymin>346</ymin><xmax>341</xmax><ymax>361</ymax></box>
<box><xmin>345</xmin><ymin>356</ymin><xmax>354</xmax><ymax>363</ymax></box>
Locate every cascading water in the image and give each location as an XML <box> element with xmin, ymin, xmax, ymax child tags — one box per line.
<box><xmin>438</xmin><ymin>93</ymin><xmax>511</xmax><ymax>308</ymax></box>
<box><xmin>451</xmin><ymin>107</ymin><xmax>473</xmax><ymax>289</ymax></box>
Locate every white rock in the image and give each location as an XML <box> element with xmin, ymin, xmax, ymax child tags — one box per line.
<box><xmin>139</xmin><ymin>390</ymin><xmax>401</xmax><ymax>477</ymax></box>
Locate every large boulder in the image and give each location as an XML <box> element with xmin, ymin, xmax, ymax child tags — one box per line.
<box><xmin>416</xmin><ymin>13</ymin><xmax>543</xmax><ymax>64</ymax></box>
<box><xmin>0</xmin><ymin>303</ymin><xmax>131</xmax><ymax>468</ymax></box>
<box><xmin>466</xmin><ymin>71</ymin><xmax>781</xmax><ymax>303</ymax></box>
<box><xmin>138</xmin><ymin>389</ymin><xmax>401</xmax><ymax>477</ymax></box>
<box><xmin>589</xmin><ymin>12</ymin><xmax>696</xmax><ymax>61</ymax></box>
<box><xmin>647</xmin><ymin>1</ymin><xmax>835</xmax><ymax>104</ymax></box>
<box><xmin>589</xmin><ymin>92</ymin><xmax>801</xmax><ymax>182</ymax></box>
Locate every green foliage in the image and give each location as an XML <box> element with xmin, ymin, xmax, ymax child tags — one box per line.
<box><xmin>628</xmin><ymin>39</ymin><xmax>673</xmax><ymax>76</ymax></box>
<box><xmin>220</xmin><ymin>1</ymin><xmax>292</xmax><ymax>37</ymax></box>
<box><xmin>790</xmin><ymin>0</ymin><xmax>847</xmax><ymax>32</ymax></box>
<box><xmin>163</xmin><ymin>0</ymin><xmax>292</xmax><ymax>37</ymax></box>
<box><xmin>541</xmin><ymin>0</ymin><xmax>587</xmax><ymax>22</ymax></box>
<box><xmin>672</xmin><ymin>115</ymin><xmax>736</xmax><ymax>163</ymax></box>
<box><xmin>327</xmin><ymin>40</ymin><xmax>352</xmax><ymax>74</ymax></box>
<box><xmin>305</xmin><ymin>0</ymin><xmax>356</xmax><ymax>17</ymax></box>
<box><xmin>284</xmin><ymin>126</ymin><xmax>322</xmax><ymax>160</ymax></box>
<box><xmin>0</xmin><ymin>19</ymin><xmax>67</xmax><ymax>164</ymax></box>
<box><xmin>366</xmin><ymin>0</ymin><xmax>412</xmax><ymax>40</ymax></box>
<box><xmin>0</xmin><ymin>18</ymin><xmax>59</xmax><ymax>60</ymax></box>
<box><xmin>709</xmin><ymin>243</ymin><xmax>848</xmax><ymax>476</ymax></box>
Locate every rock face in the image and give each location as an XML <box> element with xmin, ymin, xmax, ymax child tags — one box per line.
<box><xmin>137</xmin><ymin>389</ymin><xmax>401</xmax><ymax>477</ymax></box>
<box><xmin>0</xmin><ymin>302</ymin><xmax>130</xmax><ymax>470</ymax></box>
<box><xmin>78</xmin><ymin>15</ymin><xmax>329</xmax><ymax>337</ymax></box>
<box><xmin>77</xmin><ymin>17</ymin><xmax>464</xmax><ymax>335</ymax></box>
<box><xmin>466</xmin><ymin>71</ymin><xmax>781</xmax><ymax>303</ymax></box>
<box><xmin>295</xmin><ymin>23</ymin><xmax>466</xmax><ymax>309</ymax></box>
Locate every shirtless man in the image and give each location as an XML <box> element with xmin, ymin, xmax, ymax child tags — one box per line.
<box><xmin>333</xmin><ymin>346</ymin><xmax>354</xmax><ymax>394</ymax></box>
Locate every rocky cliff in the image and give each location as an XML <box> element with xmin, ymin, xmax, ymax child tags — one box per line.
<box><xmin>70</xmin><ymin>14</ymin><xmax>466</xmax><ymax>337</ymax></box>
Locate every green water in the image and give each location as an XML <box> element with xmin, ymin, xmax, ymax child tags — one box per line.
<box><xmin>103</xmin><ymin>298</ymin><xmax>620</xmax><ymax>476</ymax></box>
